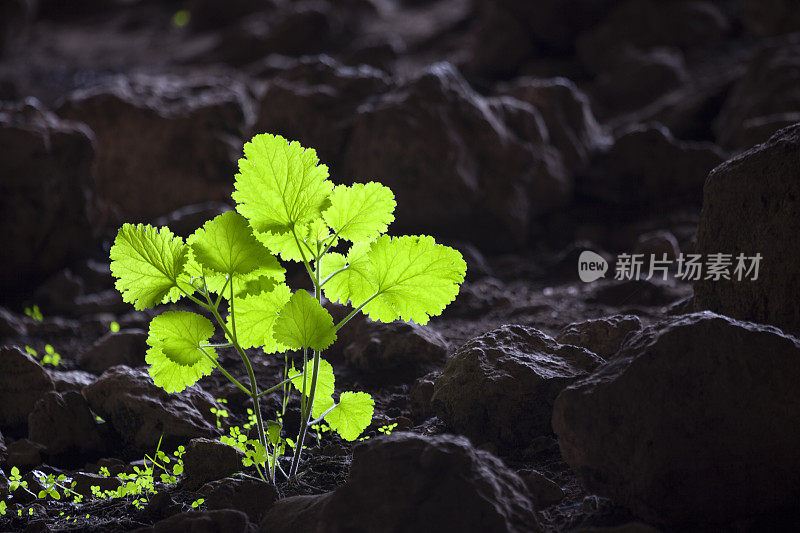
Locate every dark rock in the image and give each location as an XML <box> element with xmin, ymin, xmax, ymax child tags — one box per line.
<box><xmin>577</xmin><ymin>1</ymin><xmax>730</xmax><ymax>73</ymax></box>
<box><xmin>556</xmin><ymin>315</ymin><xmax>643</xmax><ymax>359</ymax></box>
<box><xmin>199</xmin><ymin>477</ymin><xmax>277</xmax><ymax>523</ymax></box>
<box><xmin>6</xmin><ymin>439</ymin><xmax>45</xmax><ymax>467</ymax></box>
<box><xmin>343</xmin><ymin>321</ymin><xmax>448</xmax><ymax>382</ymax></box>
<box><xmin>182</xmin><ymin>438</ymin><xmax>244</xmax><ymax>490</ymax></box>
<box><xmin>553</xmin><ymin>312</ymin><xmax>800</xmax><ymax>526</ymax></box>
<box><xmin>83</xmin><ymin>366</ymin><xmax>218</xmax><ymax>450</ymax></box>
<box><xmin>260</xmin><ymin>432</ymin><xmax>541</xmax><ymax>532</ymax></box>
<box><xmin>0</xmin><ymin>430</ymin><xmax>6</xmax><ymax>463</ymax></box>
<box><xmin>714</xmin><ymin>37</ymin><xmax>800</xmax><ymax>149</ymax></box>
<box><xmin>58</xmin><ymin>73</ymin><xmax>253</xmax><ymax>221</ymax></box>
<box><xmin>140</xmin><ymin>509</ymin><xmax>255</xmax><ymax>533</ymax></box>
<box><xmin>70</xmin><ymin>472</ymin><xmax>122</xmax><ymax>497</ymax></box>
<box><xmin>188</xmin><ymin>0</ymin><xmax>278</xmax><ymax>31</ymax></box>
<box><xmin>741</xmin><ymin>0</ymin><xmax>800</xmax><ymax>37</ymax></box>
<box><xmin>253</xmin><ymin>55</ymin><xmax>389</xmax><ymax>166</ymax></box>
<box><xmin>432</xmin><ymin>325</ymin><xmax>603</xmax><ymax>450</ymax></box>
<box><xmin>46</xmin><ymin>369</ymin><xmax>96</xmax><ymax>393</ymax></box>
<box><xmin>633</xmin><ymin>230</ymin><xmax>680</xmax><ymax>261</ymax></box>
<box><xmin>0</xmin><ymin>346</ymin><xmax>55</xmax><ymax>431</ymax></box>
<box><xmin>0</xmin><ymin>0</ymin><xmax>34</xmax><ymax>58</ymax></box>
<box><xmin>518</xmin><ymin>469</ymin><xmax>564</xmax><ymax>507</ymax></box>
<box><xmin>694</xmin><ymin>124</ymin><xmax>800</xmax><ymax>334</ymax></box>
<box><xmin>343</xmin><ymin>63</ymin><xmax>570</xmax><ymax>251</ymax></box>
<box><xmin>578</xmin><ymin>124</ymin><xmax>725</xmax><ymax>207</ymax></box>
<box><xmin>0</xmin><ymin>98</ymin><xmax>96</xmax><ymax>292</ymax></box>
<box><xmin>409</xmin><ymin>371</ymin><xmax>438</xmax><ymax>420</ymax></box>
<box><xmin>79</xmin><ymin>329</ymin><xmax>148</xmax><ymax>375</ymax></box>
<box><xmin>588</xmin><ymin>279</ymin><xmax>684</xmax><ymax>307</ymax></box>
<box><xmin>497</xmin><ymin>76</ymin><xmax>610</xmax><ymax>175</ymax></box>
<box><xmin>0</xmin><ymin>306</ymin><xmax>26</xmax><ymax>337</ymax></box>
<box><xmin>153</xmin><ymin>202</ymin><xmax>232</xmax><ymax>238</ymax></box>
<box><xmin>590</xmin><ymin>46</ymin><xmax>689</xmax><ymax>117</ymax></box>
<box><xmin>468</xmin><ymin>1</ymin><xmax>534</xmax><ymax>77</ymax></box>
<box><xmin>28</xmin><ymin>391</ymin><xmax>106</xmax><ymax>457</ymax></box>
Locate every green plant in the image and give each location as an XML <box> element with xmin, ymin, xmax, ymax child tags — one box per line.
<box><xmin>108</xmin><ymin>133</ymin><xmax>466</xmax><ymax>484</ymax></box>
<box><xmin>24</xmin><ymin>305</ymin><xmax>43</xmax><ymax>322</ymax></box>
<box><xmin>24</xmin><ymin>344</ymin><xmax>61</xmax><ymax>367</ymax></box>
<box><xmin>110</xmin><ymin>321</ymin><xmax>121</xmax><ymax>332</ymax></box>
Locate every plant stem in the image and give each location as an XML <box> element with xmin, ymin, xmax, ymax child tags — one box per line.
<box><xmin>334</xmin><ymin>292</ymin><xmax>380</xmax><ymax>331</ymax></box>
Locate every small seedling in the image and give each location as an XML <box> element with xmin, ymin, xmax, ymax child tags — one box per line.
<box><xmin>108</xmin><ymin>133</ymin><xmax>466</xmax><ymax>484</ymax></box>
<box><xmin>24</xmin><ymin>305</ymin><xmax>43</xmax><ymax>322</ymax></box>
<box><xmin>110</xmin><ymin>321</ymin><xmax>120</xmax><ymax>333</ymax></box>
<box><xmin>24</xmin><ymin>344</ymin><xmax>61</xmax><ymax>366</ymax></box>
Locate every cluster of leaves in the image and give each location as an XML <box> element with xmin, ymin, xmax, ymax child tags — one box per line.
<box><xmin>24</xmin><ymin>344</ymin><xmax>61</xmax><ymax>367</ymax></box>
<box><xmin>108</xmin><ymin>133</ymin><xmax>466</xmax><ymax>482</ymax></box>
<box><xmin>2</xmin><ymin>440</ymin><xmax>186</xmax><ymax>518</ymax></box>
<box><xmin>24</xmin><ymin>305</ymin><xmax>42</xmax><ymax>322</ymax></box>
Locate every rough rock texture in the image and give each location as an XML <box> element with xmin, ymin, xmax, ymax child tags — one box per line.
<box><xmin>0</xmin><ymin>98</ymin><xmax>96</xmax><ymax>291</ymax></box>
<box><xmin>82</xmin><ymin>366</ymin><xmax>218</xmax><ymax>450</ymax></box>
<box><xmin>694</xmin><ymin>124</ymin><xmax>800</xmax><ymax>334</ymax></box>
<box><xmin>590</xmin><ymin>47</ymin><xmax>689</xmax><ymax>116</ymax></box>
<box><xmin>553</xmin><ymin>312</ymin><xmax>800</xmax><ymax>526</ymax></box>
<box><xmin>181</xmin><ymin>438</ymin><xmax>244</xmax><ymax>490</ymax></box>
<box><xmin>518</xmin><ymin>469</ymin><xmax>564</xmax><ymax>507</ymax></box>
<box><xmin>199</xmin><ymin>477</ymin><xmax>278</xmax><ymax>523</ymax></box>
<box><xmin>28</xmin><ymin>391</ymin><xmax>106</xmax><ymax>457</ymax></box>
<box><xmin>714</xmin><ymin>36</ymin><xmax>800</xmax><ymax>149</ymax></box>
<box><xmin>253</xmin><ymin>55</ymin><xmax>389</xmax><ymax>166</ymax></box>
<box><xmin>0</xmin><ymin>345</ymin><xmax>56</xmax><ymax>431</ymax></box>
<box><xmin>58</xmin><ymin>73</ymin><xmax>253</xmax><ymax>221</ymax></box>
<box><xmin>141</xmin><ymin>509</ymin><xmax>256</xmax><ymax>533</ymax></box>
<box><xmin>409</xmin><ymin>371</ymin><xmax>438</xmax><ymax>420</ymax></box>
<box><xmin>578</xmin><ymin>124</ymin><xmax>725</xmax><ymax>207</ymax></box>
<box><xmin>577</xmin><ymin>0</ymin><xmax>730</xmax><ymax>72</ymax></box>
<box><xmin>79</xmin><ymin>329</ymin><xmax>148</xmax><ymax>375</ymax></box>
<box><xmin>497</xmin><ymin>77</ymin><xmax>610</xmax><ymax>174</ymax></box>
<box><xmin>47</xmin><ymin>369</ymin><xmax>96</xmax><ymax>393</ymax></box>
<box><xmin>556</xmin><ymin>315</ymin><xmax>643</xmax><ymax>359</ymax></box>
<box><xmin>260</xmin><ymin>433</ymin><xmax>541</xmax><ymax>532</ymax></box>
<box><xmin>0</xmin><ymin>429</ymin><xmax>6</xmax><ymax>463</ymax></box>
<box><xmin>432</xmin><ymin>325</ymin><xmax>603</xmax><ymax>450</ymax></box>
<box><xmin>5</xmin><ymin>438</ymin><xmax>45</xmax><ymax>467</ymax></box>
<box><xmin>343</xmin><ymin>321</ymin><xmax>449</xmax><ymax>382</ymax></box>
<box><xmin>343</xmin><ymin>63</ymin><xmax>570</xmax><ymax>251</ymax></box>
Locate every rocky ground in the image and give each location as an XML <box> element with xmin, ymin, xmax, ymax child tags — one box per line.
<box><xmin>1</xmin><ymin>0</ymin><xmax>800</xmax><ymax>531</ymax></box>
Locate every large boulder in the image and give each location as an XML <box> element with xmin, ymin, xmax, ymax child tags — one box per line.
<box><xmin>79</xmin><ymin>329</ymin><xmax>148</xmax><ymax>375</ymax></box>
<box><xmin>342</xmin><ymin>321</ymin><xmax>449</xmax><ymax>383</ymax></box>
<box><xmin>28</xmin><ymin>391</ymin><xmax>106</xmax><ymax>457</ymax></box>
<box><xmin>577</xmin><ymin>0</ymin><xmax>730</xmax><ymax>73</ymax></box>
<box><xmin>343</xmin><ymin>63</ymin><xmax>570</xmax><ymax>251</ymax></box>
<box><xmin>556</xmin><ymin>315</ymin><xmax>643</xmax><ymax>359</ymax></box>
<box><xmin>694</xmin><ymin>124</ymin><xmax>800</xmax><ymax>334</ymax></box>
<box><xmin>260</xmin><ymin>432</ymin><xmax>541</xmax><ymax>532</ymax></box>
<box><xmin>82</xmin><ymin>366</ymin><xmax>218</xmax><ymax>450</ymax></box>
<box><xmin>553</xmin><ymin>313</ymin><xmax>800</xmax><ymax>526</ymax></box>
<box><xmin>497</xmin><ymin>77</ymin><xmax>610</xmax><ymax>174</ymax></box>
<box><xmin>0</xmin><ymin>346</ymin><xmax>56</xmax><ymax>432</ymax></box>
<box><xmin>181</xmin><ymin>438</ymin><xmax>244</xmax><ymax>490</ymax></box>
<box><xmin>578</xmin><ymin>123</ymin><xmax>725</xmax><ymax>208</ymax></box>
<box><xmin>253</xmin><ymin>55</ymin><xmax>389</xmax><ymax>167</ymax></box>
<box><xmin>58</xmin><ymin>73</ymin><xmax>253</xmax><ymax>221</ymax></box>
<box><xmin>0</xmin><ymin>99</ymin><xmax>96</xmax><ymax>292</ymax></box>
<box><xmin>432</xmin><ymin>325</ymin><xmax>603</xmax><ymax>450</ymax></box>
<box><xmin>714</xmin><ymin>36</ymin><xmax>800</xmax><ymax>149</ymax></box>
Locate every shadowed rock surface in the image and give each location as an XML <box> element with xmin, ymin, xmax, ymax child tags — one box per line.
<box><xmin>553</xmin><ymin>312</ymin><xmax>800</xmax><ymax>526</ymax></box>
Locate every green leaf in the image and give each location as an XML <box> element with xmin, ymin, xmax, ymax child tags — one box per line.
<box><xmin>227</xmin><ymin>283</ymin><xmax>292</xmax><ymax>352</ymax></box>
<box><xmin>232</xmin><ymin>133</ymin><xmax>333</xmax><ymax>235</ymax></box>
<box><xmin>323</xmin><ymin>235</ymin><xmax>466</xmax><ymax>324</ymax></box>
<box><xmin>319</xmin><ymin>242</ymin><xmax>371</xmax><ymax>305</ymax></box>
<box><xmin>325</xmin><ymin>392</ymin><xmax>374</xmax><ymax>441</ymax></box>
<box><xmin>288</xmin><ymin>358</ymin><xmax>335</xmax><ymax>401</ymax></box>
<box><xmin>311</xmin><ymin>394</ymin><xmax>335</xmax><ymax>419</ymax></box>
<box><xmin>273</xmin><ymin>290</ymin><xmax>337</xmax><ymax>351</ymax></box>
<box><xmin>145</xmin><ymin>311</ymin><xmax>218</xmax><ymax>393</ymax></box>
<box><xmin>189</xmin><ymin>211</ymin><xmax>283</xmax><ymax>278</ymax></box>
<box><xmin>255</xmin><ymin>219</ymin><xmax>335</xmax><ymax>263</ymax></box>
<box><xmin>323</xmin><ymin>182</ymin><xmax>395</xmax><ymax>242</ymax></box>
<box><xmin>110</xmin><ymin>223</ymin><xmax>191</xmax><ymax>310</ymax></box>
